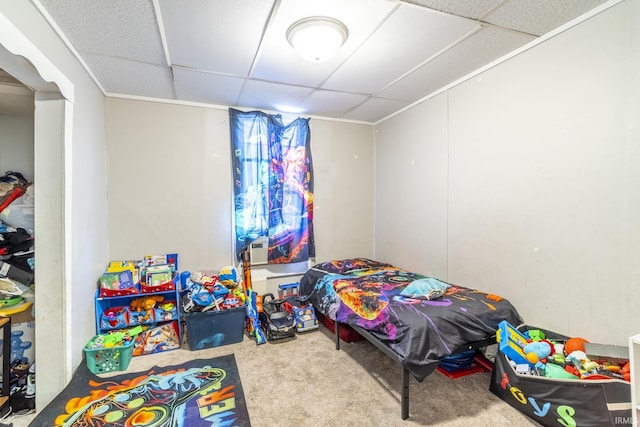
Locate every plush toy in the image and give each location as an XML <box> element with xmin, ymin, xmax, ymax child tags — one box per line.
<box><xmin>218</xmin><ymin>266</ymin><xmax>239</xmax><ymax>289</ymax></box>
<box><xmin>523</xmin><ymin>340</ymin><xmax>554</xmax><ymax>368</ymax></box>
<box><xmin>130</xmin><ymin>295</ymin><xmax>165</xmax><ymax>321</ymax></box>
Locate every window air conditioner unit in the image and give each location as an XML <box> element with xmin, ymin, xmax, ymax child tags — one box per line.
<box><xmin>249</xmin><ymin>236</ymin><xmax>268</xmax><ymax>266</ymax></box>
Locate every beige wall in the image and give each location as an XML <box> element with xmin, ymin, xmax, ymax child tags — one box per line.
<box><xmin>1</xmin><ymin>0</ymin><xmax>108</xmax><ymax>409</ymax></box>
<box><xmin>374</xmin><ymin>93</ymin><xmax>449</xmax><ymax>278</ymax></box>
<box><xmin>0</xmin><ymin>114</ymin><xmax>34</xmax><ymax>180</ymax></box>
<box><xmin>375</xmin><ymin>0</ymin><xmax>640</xmax><ymax>346</ymax></box>
<box><xmin>106</xmin><ymin>98</ymin><xmax>374</xmax><ymax>272</ymax></box>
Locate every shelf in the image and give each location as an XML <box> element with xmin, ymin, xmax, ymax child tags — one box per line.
<box><xmin>94</xmin><ymin>286</ymin><xmax>182</xmax><ymax>357</ymax></box>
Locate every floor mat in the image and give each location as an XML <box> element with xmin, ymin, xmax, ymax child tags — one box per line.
<box><xmin>30</xmin><ymin>353</ymin><xmax>250</xmax><ymax>426</ymax></box>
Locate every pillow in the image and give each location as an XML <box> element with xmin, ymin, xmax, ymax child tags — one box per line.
<box><xmin>401</xmin><ymin>277</ymin><xmax>450</xmax><ymax>300</ymax></box>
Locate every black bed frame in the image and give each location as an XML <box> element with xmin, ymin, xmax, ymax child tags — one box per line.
<box><xmin>333</xmin><ymin>321</ymin><xmax>496</xmax><ymax>420</ymax></box>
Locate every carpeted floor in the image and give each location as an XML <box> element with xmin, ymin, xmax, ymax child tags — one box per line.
<box><xmin>9</xmin><ymin>325</ymin><xmax>541</xmax><ymax>426</ymax></box>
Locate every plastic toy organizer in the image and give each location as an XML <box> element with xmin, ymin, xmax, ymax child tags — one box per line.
<box><xmin>84</xmin><ymin>334</ymin><xmax>134</xmax><ymax>374</ymax></box>
<box><xmin>94</xmin><ymin>287</ymin><xmax>182</xmax><ymax>356</ymax></box>
<box><xmin>100</xmin><ymin>302</ymin><xmax>178</xmax><ymax>330</ymax></box>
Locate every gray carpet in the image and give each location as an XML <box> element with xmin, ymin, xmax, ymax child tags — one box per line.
<box><xmin>12</xmin><ymin>325</ymin><xmax>541</xmax><ymax>426</ymax></box>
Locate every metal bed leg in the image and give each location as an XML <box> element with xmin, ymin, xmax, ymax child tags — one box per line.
<box><xmin>335</xmin><ymin>320</ymin><xmax>341</xmax><ymax>350</ymax></box>
<box><xmin>401</xmin><ymin>366</ymin><xmax>409</xmax><ymax>420</ymax></box>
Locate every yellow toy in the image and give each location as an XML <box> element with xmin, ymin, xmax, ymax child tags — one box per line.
<box><xmin>130</xmin><ymin>295</ymin><xmax>164</xmax><ymax>321</ymax></box>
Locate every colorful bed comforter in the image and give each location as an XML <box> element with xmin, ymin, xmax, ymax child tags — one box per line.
<box><xmin>299</xmin><ymin>258</ymin><xmax>523</xmax><ymax>381</ymax></box>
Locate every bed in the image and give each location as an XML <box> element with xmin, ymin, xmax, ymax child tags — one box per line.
<box><xmin>298</xmin><ymin>258</ymin><xmax>524</xmax><ymax>419</ymax></box>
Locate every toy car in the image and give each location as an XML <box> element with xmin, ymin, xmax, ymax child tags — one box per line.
<box><xmin>278</xmin><ymin>283</ymin><xmax>319</xmax><ymax>333</ymax></box>
<box><xmin>282</xmin><ymin>294</ymin><xmax>319</xmax><ymax>332</ymax></box>
<box><xmin>259</xmin><ymin>293</ymin><xmax>296</xmax><ymax>341</ymax></box>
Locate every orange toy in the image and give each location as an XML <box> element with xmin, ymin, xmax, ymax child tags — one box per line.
<box><xmin>621</xmin><ymin>362</ymin><xmax>631</xmax><ymax>382</ymax></box>
<box><xmin>564</xmin><ymin>337</ymin><xmax>589</xmax><ymax>355</ymax></box>
<box><xmin>130</xmin><ymin>295</ymin><xmax>165</xmax><ymax>321</ymax></box>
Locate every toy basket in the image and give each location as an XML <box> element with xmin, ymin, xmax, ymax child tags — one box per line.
<box><xmin>84</xmin><ymin>335</ymin><xmax>134</xmax><ymax>374</ymax></box>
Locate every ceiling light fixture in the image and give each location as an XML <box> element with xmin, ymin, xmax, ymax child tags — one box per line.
<box><xmin>286</xmin><ymin>16</ymin><xmax>348</xmax><ymax>63</ymax></box>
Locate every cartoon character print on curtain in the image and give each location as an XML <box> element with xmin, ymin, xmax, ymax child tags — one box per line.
<box><xmin>229</xmin><ymin>108</ymin><xmax>315</xmax><ymax>264</ymax></box>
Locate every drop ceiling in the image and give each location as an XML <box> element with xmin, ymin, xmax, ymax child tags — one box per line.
<box><xmin>33</xmin><ymin>0</ymin><xmax>608</xmax><ymax>123</ymax></box>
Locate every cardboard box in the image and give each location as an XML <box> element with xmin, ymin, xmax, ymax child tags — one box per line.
<box><xmin>183</xmin><ymin>304</ymin><xmax>245</xmax><ymax>350</ymax></box>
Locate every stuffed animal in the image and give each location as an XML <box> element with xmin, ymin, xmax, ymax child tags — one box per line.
<box><xmin>218</xmin><ymin>266</ymin><xmax>239</xmax><ymax>289</ymax></box>
<box><xmin>523</xmin><ymin>340</ymin><xmax>554</xmax><ymax>368</ymax></box>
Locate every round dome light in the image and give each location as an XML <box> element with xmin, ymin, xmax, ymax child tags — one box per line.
<box><xmin>286</xmin><ymin>17</ymin><xmax>348</xmax><ymax>63</ymax></box>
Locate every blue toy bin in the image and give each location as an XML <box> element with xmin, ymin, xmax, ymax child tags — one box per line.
<box><xmin>154</xmin><ymin>301</ymin><xmax>178</xmax><ymax>322</ymax></box>
<box><xmin>99</xmin><ymin>306</ymin><xmax>128</xmax><ymax>330</ymax></box>
<box><xmin>127</xmin><ymin>309</ymin><xmax>155</xmax><ymax>326</ymax></box>
<box><xmin>183</xmin><ymin>304</ymin><xmax>246</xmax><ymax>351</ymax></box>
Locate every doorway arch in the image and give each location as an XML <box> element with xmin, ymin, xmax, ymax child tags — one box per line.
<box><xmin>0</xmin><ymin>11</ymin><xmax>73</xmax><ymax>411</ymax></box>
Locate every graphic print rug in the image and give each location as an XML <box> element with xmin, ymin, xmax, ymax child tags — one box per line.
<box><xmin>30</xmin><ymin>354</ymin><xmax>251</xmax><ymax>426</ymax></box>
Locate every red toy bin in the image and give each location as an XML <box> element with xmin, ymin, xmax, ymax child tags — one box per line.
<box><xmin>132</xmin><ymin>320</ymin><xmax>181</xmax><ymax>356</ymax></box>
<box><xmin>140</xmin><ymin>280</ymin><xmax>175</xmax><ymax>293</ymax></box>
<box><xmin>99</xmin><ymin>270</ymin><xmax>139</xmax><ymax>297</ymax></box>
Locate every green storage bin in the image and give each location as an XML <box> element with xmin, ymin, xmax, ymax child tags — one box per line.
<box><xmin>84</xmin><ymin>334</ymin><xmax>134</xmax><ymax>374</ymax></box>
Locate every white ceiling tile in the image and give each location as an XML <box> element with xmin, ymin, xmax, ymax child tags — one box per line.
<box><xmin>32</xmin><ymin>0</ymin><xmax>612</xmax><ymax>122</ymax></box>
<box><xmin>158</xmin><ymin>0</ymin><xmax>275</xmax><ymax>75</ymax></box>
<box><xmin>173</xmin><ymin>68</ymin><xmax>245</xmax><ymax>106</ymax></box>
<box><xmin>39</xmin><ymin>0</ymin><xmax>165</xmax><ymax>64</ymax></box>
<box><xmin>236</xmin><ymin>80</ymin><xmax>314</xmax><ymax>114</ymax></box>
<box><xmin>343</xmin><ymin>97</ymin><xmax>410</xmax><ymax>122</ymax></box>
<box><xmin>84</xmin><ymin>54</ymin><xmax>175</xmax><ymax>99</ymax></box>
<box><xmin>251</xmin><ymin>0</ymin><xmax>395</xmax><ymax>87</ymax></box>
<box><xmin>401</xmin><ymin>0</ymin><xmax>505</xmax><ymax>20</ymax></box>
<box><xmin>485</xmin><ymin>0</ymin><xmax>608</xmax><ymax>36</ymax></box>
<box><xmin>379</xmin><ymin>25</ymin><xmax>535</xmax><ymax>101</ymax></box>
<box><xmin>323</xmin><ymin>4</ymin><xmax>480</xmax><ymax>94</ymax></box>
<box><xmin>300</xmin><ymin>90</ymin><xmax>370</xmax><ymax>117</ymax></box>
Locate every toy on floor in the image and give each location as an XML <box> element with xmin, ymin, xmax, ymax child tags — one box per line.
<box><xmin>259</xmin><ymin>293</ymin><xmax>296</xmax><ymax>341</ymax></box>
<box><xmin>279</xmin><ymin>283</ymin><xmax>319</xmax><ymax>333</ymax></box>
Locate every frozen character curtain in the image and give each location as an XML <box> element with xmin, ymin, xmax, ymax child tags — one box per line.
<box><xmin>230</xmin><ymin>108</ymin><xmax>315</xmax><ymax>264</ymax></box>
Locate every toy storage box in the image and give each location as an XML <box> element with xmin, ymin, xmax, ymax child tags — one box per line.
<box><xmin>84</xmin><ymin>335</ymin><xmax>134</xmax><ymax>374</ymax></box>
<box><xmin>490</xmin><ymin>325</ymin><xmax>631</xmax><ymax>427</ymax></box>
<box><xmin>183</xmin><ymin>304</ymin><xmax>245</xmax><ymax>350</ymax></box>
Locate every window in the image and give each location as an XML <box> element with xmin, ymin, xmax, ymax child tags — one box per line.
<box><xmin>229</xmin><ymin>108</ymin><xmax>315</xmax><ymax>264</ymax></box>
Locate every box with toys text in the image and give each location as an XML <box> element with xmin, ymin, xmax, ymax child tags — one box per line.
<box><xmin>490</xmin><ymin>321</ymin><xmax>631</xmax><ymax>427</ymax></box>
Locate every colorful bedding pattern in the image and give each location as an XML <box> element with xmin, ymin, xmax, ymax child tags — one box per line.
<box><xmin>299</xmin><ymin>258</ymin><xmax>524</xmax><ymax>381</ymax></box>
